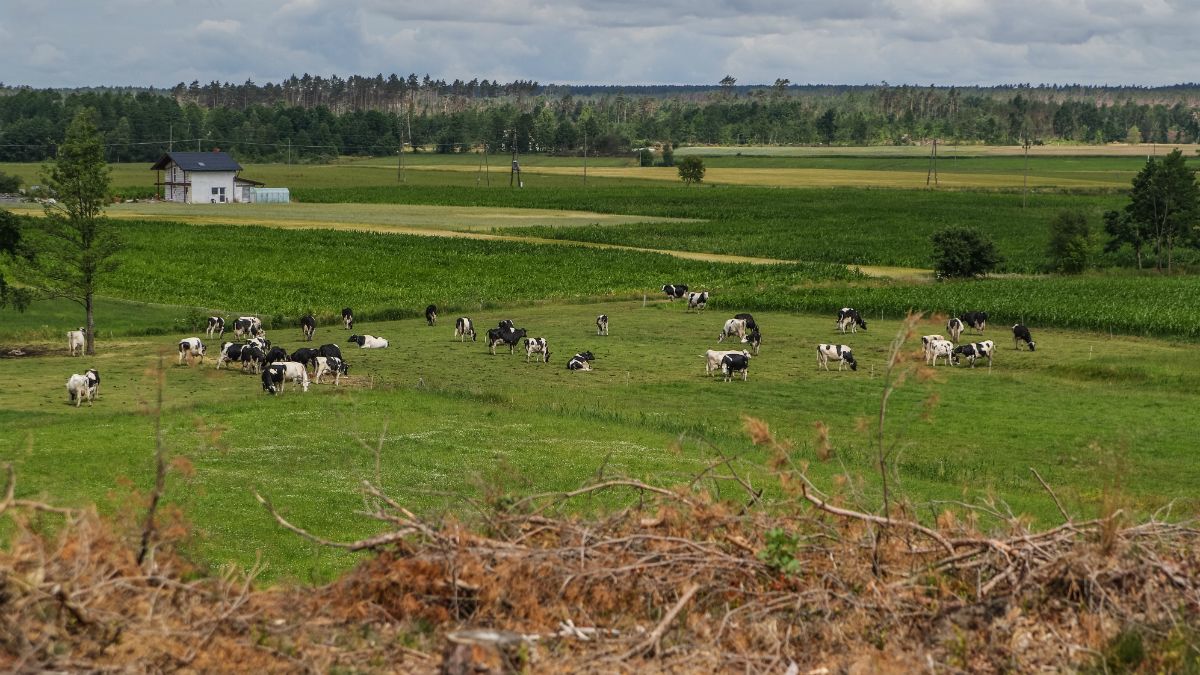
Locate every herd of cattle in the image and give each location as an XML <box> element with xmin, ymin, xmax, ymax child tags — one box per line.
<box><xmin>59</xmin><ymin>289</ymin><xmax>1039</xmax><ymax>405</ymax></box>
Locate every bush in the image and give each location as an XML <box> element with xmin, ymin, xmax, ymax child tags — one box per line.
<box><xmin>0</xmin><ymin>170</ymin><xmax>20</xmax><ymax>193</ymax></box>
<box><xmin>678</xmin><ymin>156</ymin><xmax>705</xmax><ymax>185</ymax></box>
<box><xmin>1046</xmin><ymin>210</ymin><xmax>1091</xmax><ymax>274</ymax></box>
<box><xmin>658</xmin><ymin>144</ymin><xmax>675</xmax><ymax>167</ymax></box>
<box><xmin>930</xmin><ymin>226</ymin><xmax>1002</xmax><ymax>278</ymax></box>
<box><xmin>638</xmin><ymin>148</ymin><xmax>654</xmax><ymax>167</ymax></box>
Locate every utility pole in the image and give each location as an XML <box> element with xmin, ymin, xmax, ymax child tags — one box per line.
<box><xmin>583</xmin><ymin>130</ymin><xmax>588</xmax><ymax>186</ymax></box>
<box><xmin>925</xmin><ymin>138</ymin><xmax>938</xmax><ymax>187</ymax></box>
<box><xmin>397</xmin><ymin>143</ymin><xmax>405</xmax><ymax>184</ymax></box>
<box><xmin>1022</xmin><ymin>135</ymin><xmax>1031</xmax><ymax>208</ymax></box>
<box><xmin>287</xmin><ymin>139</ymin><xmax>292</xmax><ymax>165</ymax></box>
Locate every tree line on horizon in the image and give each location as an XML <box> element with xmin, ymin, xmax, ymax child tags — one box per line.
<box><xmin>1</xmin><ymin>76</ymin><xmax>1199</xmax><ymax>163</ymax></box>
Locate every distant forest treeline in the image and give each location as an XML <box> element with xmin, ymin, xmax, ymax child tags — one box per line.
<box><xmin>2</xmin><ymin>75</ymin><xmax>1199</xmax><ymax>162</ymax></box>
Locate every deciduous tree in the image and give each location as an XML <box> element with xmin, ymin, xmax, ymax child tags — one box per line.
<box><xmin>930</xmin><ymin>227</ymin><xmax>1002</xmax><ymax>278</ymax></box>
<box><xmin>1126</xmin><ymin>149</ymin><xmax>1199</xmax><ymax>270</ymax></box>
<box><xmin>678</xmin><ymin>155</ymin><xmax>705</xmax><ymax>185</ymax></box>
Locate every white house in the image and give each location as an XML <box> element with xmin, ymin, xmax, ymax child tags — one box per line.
<box><xmin>151</xmin><ymin>151</ymin><xmax>264</xmax><ymax>203</ymax></box>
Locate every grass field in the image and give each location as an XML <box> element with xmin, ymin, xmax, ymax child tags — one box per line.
<box><xmin>3</xmin><ymin>298</ymin><xmax>1197</xmax><ymax>581</ymax></box>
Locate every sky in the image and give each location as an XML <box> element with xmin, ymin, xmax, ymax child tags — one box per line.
<box><xmin>3</xmin><ymin>0</ymin><xmax>1198</xmax><ymax>89</ymax></box>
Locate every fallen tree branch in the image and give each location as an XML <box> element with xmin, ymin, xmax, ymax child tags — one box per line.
<box><xmin>801</xmin><ymin>483</ymin><xmax>955</xmax><ymax>555</ymax></box>
<box><xmin>1030</xmin><ymin>467</ymin><xmax>1071</xmax><ymax>523</ymax></box>
<box><xmin>623</xmin><ymin>582</ymin><xmax>701</xmax><ymax>659</ymax></box>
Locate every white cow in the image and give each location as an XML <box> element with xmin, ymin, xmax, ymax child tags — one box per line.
<box><xmin>263</xmin><ymin>361</ymin><xmax>310</xmax><ymax>393</ymax></box>
<box><xmin>686</xmin><ymin>291</ymin><xmax>709</xmax><ymax>312</ymax></box>
<box><xmin>67</xmin><ymin>328</ymin><xmax>86</xmax><ymax>356</ymax></box>
<box><xmin>314</xmin><ymin>356</ymin><xmax>349</xmax><ymax>386</ymax></box>
<box><xmin>927</xmin><ymin>339</ymin><xmax>955</xmax><ymax>366</ymax></box>
<box><xmin>177</xmin><ymin>337</ymin><xmax>206</xmax><ymax>366</ymax></box>
<box><xmin>947</xmin><ymin>318</ymin><xmax>965</xmax><ymax>343</ymax></box>
<box><xmin>705</xmin><ymin>349</ymin><xmax>751</xmax><ymax>376</ymax></box>
<box><xmin>66</xmin><ymin>369</ymin><xmax>100</xmax><ymax>407</ymax></box>
<box><xmin>349</xmin><ymin>334</ymin><xmax>388</xmax><ymax>349</ymax></box>
<box><xmin>717</xmin><ymin>318</ymin><xmax>748</xmax><ymax>344</ymax></box>
<box><xmin>817</xmin><ymin>344</ymin><xmax>858</xmax><ymax>372</ymax></box>
<box><xmin>921</xmin><ymin>334</ymin><xmax>946</xmax><ymax>364</ymax></box>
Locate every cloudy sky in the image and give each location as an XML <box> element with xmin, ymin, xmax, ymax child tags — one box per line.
<box><xmin>4</xmin><ymin>0</ymin><xmax>1197</xmax><ymax>88</ymax></box>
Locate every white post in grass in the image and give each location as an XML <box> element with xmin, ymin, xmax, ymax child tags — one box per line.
<box><xmin>643</xmin><ymin>293</ymin><xmax>646</xmax><ymax>308</ymax></box>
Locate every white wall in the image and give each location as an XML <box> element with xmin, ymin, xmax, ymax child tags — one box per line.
<box><xmin>187</xmin><ymin>171</ymin><xmax>236</xmax><ymax>204</ymax></box>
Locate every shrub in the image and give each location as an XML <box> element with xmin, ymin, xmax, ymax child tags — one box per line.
<box><xmin>0</xmin><ymin>170</ymin><xmax>20</xmax><ymax>193</ymax></box>
<box><xmin>1046</xmin><ymin>210</ymin><xmax>1091</xmax><ymax>274</ymax></box>
<box><xmin>678</xmin><ymin>156</ymin><xmax>705</xmax><ymax>185</ymax></box>
<box><xmin>638</xmin><ymin>148</ymin><xmax>654</xmax><ymax>167</ymax></box>
<box><xmin>658</xmin><ymin>144</ymin><xmax>675</xmax><ymax>167</ymax></box>
<box><xmin>930</xmin><ymin>227</ymin><xmax>1002</xmax><ymax>278</ymax></box>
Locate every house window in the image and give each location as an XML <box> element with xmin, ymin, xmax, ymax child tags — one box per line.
<box><xmin>211</xmin><ymin>186</ymin><xmax>226</xmax><ymax>203</ymax></box>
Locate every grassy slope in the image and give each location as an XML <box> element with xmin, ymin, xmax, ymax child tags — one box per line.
<box><xmin>2</xmin><ymin>299</ymin><xmax>1196</xmax><ymax>581</ymax></box>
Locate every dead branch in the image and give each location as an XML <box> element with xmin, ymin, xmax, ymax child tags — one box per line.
<box><xmin>1030</xmin><ymin>467</ymin><xmax>1071</xmax><ymax>523</ymax></box>
<box><xmin>801</xmin><ymin>482</ymin><xmax>955</xmax><ymax>554</ymax></box>
<box><xmin>622</xmin><ymin>583</ymin><xmax>701</xmax><ymax>660</ymax></box>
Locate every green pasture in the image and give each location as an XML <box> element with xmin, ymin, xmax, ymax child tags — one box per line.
<box><xmin>2</xmin><ymin>298</ymin><xmax>1196</xmax><ymax>580</ymax></box>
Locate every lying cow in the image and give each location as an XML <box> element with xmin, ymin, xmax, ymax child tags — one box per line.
<box><xmin>662</xmin><ymin>284</ymin><xmax>688</xmax><ymax>301</ymax></box>
<box><xmin>704</xmin><ymin>349</ymin><xmax>750</xmax><ymax>376</ymax></box>
<box><xmin>314</xmin><ymin>356</ymin><xmax>349</xmax><ymax>385</ymax></box>
<box><xmin>836</xmin><ymin>308</ymin><xmax>867</xmax><ymax>334</ymax></box>
<box><xmin>349</xmin><ymin>334</ymin><xmax>389</xmax><ymax>349</ymax></box>
<box><xmin>567</xmin><ymin>351</ymin><xmax>595</xmax><ymax>371</ymax></box>
<box><xmin>687</xmin><ymin>291</ymin><xmax>709</xmax><ymax>312</ymax></box>
<box><xmin>206</xmin><ymin>316</ymin><xmax>225</xmax><ymax>338</ymax></box>
<box><xmin>524</xmin><ymin>337</ymin><xmax>550</xmax><ymax>363</ymax></box>
<box><xmin>301</xmin><ymin>315</ymin><xmax>316</xmax><ymax>341</ymax></box>
<box><xmin>487</xmin><ymin>327</ymin><xmax>527</xmax><ymax>355</ymax></box>
<box><xmin>947</xmin><ymin>317</ymin><xmax>965</xmax><ymax>343</ymax></box>
<box><xmin>817</xmin><ymin>344</ymin><xmax>858</xmax><ymax>372</ymax></box>
<box><xmin>66</xmin><ymin>369</ymin><xmax>101</xmax><ymax>407</ymax></box>
<box><xmin>455</xmin><ymin>317</ymin><xmax>477</xmax><ymax>342</ymax></box>
<box><xmin>953</xmin><ymin>340</ymin><xmax>995</xmax><ymax>368</ymax></box>
<box><xmin>342</xmin><ymin>307</ymin><xmax>354</xmax><ymax>330</ymax></box>
<box><xmin>178</xmin><ymin>337</ymin><xmax>206</xmax><ymax>366</ymax></box>
<box><xmin>262</xmin><ymin>362</ymin><xmax>310</xmax><ymax>395</ymax></box>
<box><xmin>596</xmin><ymin>314</ymin><xmax>609</xmax><ymax>336</ymax></box>
<box><xmin>1012</xmin><ymin>324</ymin><xmax>1036</xmax><ymax>351</ymax></box>
<box><xmin>720</xmin><ymin>352</ymin><xmax>750</xmax><ymax>382</ymax></box>
<box><xmin>425</xmin><ymin>304</ymin><xmax>438</xmax><ymax>326</ymax></box>
<box><xmin>927</xmin><ymin>339</ymin><xmax>955</xmax><ymax>367</ymax></box>
<box><xmin>67</xmin><ymin>328</ymin><xmax>86</xmax><ymax>356</ymax></box>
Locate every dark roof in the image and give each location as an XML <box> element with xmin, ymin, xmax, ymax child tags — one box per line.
<box><xmin>234</xmin><ymin>176</ymin><xmax>265</xmax><ymax>186</ymax></box>
<box><xmin>150</xmin><ymin>151</ymin><xmax>243</xmax><ymax>172</ymax></box>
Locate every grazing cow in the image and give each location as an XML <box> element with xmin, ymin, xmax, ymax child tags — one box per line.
<box><xmin>65</xmin><ymin>369</ymin><xmax>100</xmax><ymax>407</ymax></box>
<box><xmin>720</xmin><ymin>352</ymin><xmax>751</xmax><ymax>382</ymax></box>
<box><xmin>455</xmin><ymin>317</ymin><xmax>477</xmax><ymax>342</ymax></box>
<box><xmin>836</xmin><ymin>308</ymin><xmax>867</xmax><ymax>334</ymax></box>
<box><xmin>662</xmin><ymin>284</ymin><xmax>688</xmax><ymax>301</ymax></box>
<box><xmin>1012</xmin><ymin>324</ymin><xmax>1036</xmax><ymax>351</ymax></box>
<box><xmin>497</xmin><ymin>319</ymin><xmax>514</xmax><ymax>331</ymax></box>
<box><xmin>317</xmin><ymin>343</ymin><xmax>342</xmax><ymax>360</ymax></box>
<box><xmin>342</xmin><ymin>307</ymin><xmax>354</xmax><ymax>330</ymax></box>
<box><xmin>947</xmin><ymin>317</ymin><xmax>965</xmax><ymax>343</ymax></box>
<box><xmin>717</xmin><ymin>318</ymin><xmax>748</xmax><ymax>343</ymax></box>
<box><xmin>566</xmin><ymin>351</ymin><xmax>595</xmax><ymax>371</ymax></box>
<box><xmin>704</xmin><ymin>349</ymin><xmax>751</xmax><ymax>376</ymax></box>
<box><xmin>927</xmin><ymin>339</ymin><xmax>955</xmax><ymax>367</ymax></box>
<box><xmin>686</xmin><ymin>291</ymin><xmax>709</xmax><ymax>312</ymax></box>
<box><xmin>314</xmin><ymin>356</ymin><xmax>349</xmax><ymax>385</ymax></box>
<box><xmin>67</xmin><ymin>328</ymin><xmax>86</xmax><ymax>356</ymax></box>
<box><xmin>733</xmin><ymin>313</ymin><xmax>757</xmax><ymax>331</ymax></box>
<box><xmin>301</xmin><ymin>315</ymin><xmax>316</xmax><ymax>341</ymax></box>
<box><xmin>425</xmin><ymin>304</ymin><xmax>438</xmax><ymax>326</ymax></box>
<box><xmin>205</xmin><ymin>316</ymin><xmax>225</xmax><ymax>339</ymax></box>
<box><xmin>239</xmin><ymin>346</ymin><xmax>266</xmax><ymax>373</ymax></box>
<box><xmin>247</xmin><ymin>336</ymin><xmax>270</xmax><ymax>352</ymax></box>
<box><xmin>952</xmin><ymin>340</ymin><xmax>996</xmax><ymax>368</ymax></box>
<box><xmin>216</xmin><ymin>342</ymin><xmax>246</xmax><ymax>370</ymax></box>
<box><xmin>960</xmin><ymin>311</ymin><xmax>989</xmax><ymax>333</ymax></box>
<box><xmin>349</xmin><ymin>334</ymin><xmax>389</xmax><ymax>349</ymax></box>
<box><xmin>290</xmin><ymin>347</ymin><xmax>322</xmax><ymax>371</ymax></box>
<box><xmin>745</xmin><ymin>329</ymin><xmax>762</xmax><ymax>356</ymax></box>
<box><xmin>262</xmin><ymin>362</ymin><xmax>310</xmax><ymax>395</ymax></box>
<box><xmin>486</xmin><ymin>327</ymin><xmax>527</xmax><ymax>355</ymax></box>
<box><xmin>262</xmin><ymin>346</ymin><xmax>289</xmax><ymax>365</ymax></box>
<box><xmin>922</xmin><ymin>334</ymin><xmax>946</xmax><ymax>363</ymax></box>
<box><xmin>177</xmin><ymin>337</ymin><xmax>206</xmax><ymax>366</ymax></box>
<box><xmin>524</xmin><ymin>337</ymin><xmax>550</xmax><ymax>363</ymax></box>
<box><xmin>817</xmin><ymin>344</ymin><xmax>858</xmax><ymax>372</ymax></box>
<box><xmin>596</xmin><ymin>314</ymin><xmax>609</xmax><ymax>336</ymax></box>
<box><xmin>233</xmin><ymin>316</ymin><xmax>263</xmax><ymax>339</ymax></box>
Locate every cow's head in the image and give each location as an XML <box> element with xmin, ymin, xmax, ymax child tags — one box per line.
<box><xmin>1027</xmin><ymin>341</ymin><xmax>1036</xmax><ymax>351</ymax></box>
<box><xmin>349</xmin><ymin>334</ymin><xmax>363</xmax><ymax>345</ymax></box>
<box><xmin>857</xmin><ymin>317</ymin><xmax>868</xmax><ymax>330</ymax></box>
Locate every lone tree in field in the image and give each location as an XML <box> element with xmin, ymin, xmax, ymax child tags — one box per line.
<box><xmin>678</xmin><ymin>155</ymin><xmax>705</xmax><ymax>185</ymax></box>
<box><xmin>18</xmin><ymin>109</ymin><xmax>120</xmax><ymax>355</ymax></box>
<box><xmin>1046</xmin><ymin>210</ymin><xmax>1091</xmax><ymax>274</ymax></box>
<box><xmin>930</xmin><ymin>226</ymin><xmax>1002</xmax><ymax>278</ymax></box>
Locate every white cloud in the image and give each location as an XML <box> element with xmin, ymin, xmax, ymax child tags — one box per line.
<box><xmin>29</xmin><ymin>42</ymin><xmax>66</xmax><ymax>68</ymax></box>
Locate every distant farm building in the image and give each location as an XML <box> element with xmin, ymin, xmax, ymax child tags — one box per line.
<box><xmin>150</xmin><ymin>151</ymin><xmax>268</xmax><ymax>203</ymax></box>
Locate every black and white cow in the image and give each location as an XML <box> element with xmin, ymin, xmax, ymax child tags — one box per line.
<box><xmin>486</xmin><ymin>327</ymin><xmax>527</xmax><ymax>355</ymax></box>
<box><xmin>705</xmin><ymin>349</ymin><xmax>751</xmax><ymax>376</ymax></box>
<box><xmin>314</xmin><ymin>356</ymin><xmax>349</xmax><ymax>385</ymax></box>
<box><xmin>425</xmin><ymin>304</ymin><xmax>438</xmax><ymax>326</ymax></box>
<box><xmin>952</xmin><ymin>340</ymin><xmax>995</xmax><ymax>368</ymax></box>
<box><xmin>318</xmin><ymin>344</ymin><xmax>342</xmax><ymax>360</ymax></box>
<box><xmin>233</xmin><ymin>316</ymin><xmax>263</xmax><ymax>339</ymax></box>
<box><xmin>239</xmin><ymin>346</ymin><xmax>266</xmax><ymax>373</ymax></box>
<box><xmin>817</xmin><ymin>344</ymin><xmax>858</xmax><ymax>372</ymax></box>
<box><xmin>836</xmin><ymin>308</ymin><xmax>867</xmax><ymax>334</ymax></box>
<box><xmin>947</xmin><ymin>317</ymin><xmax>965</xmax><ymax>343</ymax></box>
<box><xmin>178</xmin><ymin>337</ymin><xmax>206</xmax><ymax>366</ymax></box>
<box><xmin>216</xmin><ymin>342</ymin><xmax>247</xmax><ymax>370</ymax></box>
<box><xmin>67</xmin><ymin>328</ymin><xmax>86</xmax><ymax>356</ymax></box>
<box><xmin>455</xmin><ymin>317</ymin><xmax>477</xmax><ymax>342</ymax></box>
<box><xmin>289</xmin><ymin>347</ymin><xmax>322</xmax><ymax>371</ymax></box>
<box><xmin>596</xmin><ymin>314</ymin><xmax>609</xmax><ymax>336</ymax></box>
<box><xmin>205</xmin><ymin>316</ymin><xmax>225</xmax><ymax>339</ymax></box>
<box><xmin>733</xmin><ymin>313</ymin><xmax>757</xmax><ymax>331</ymax></box>
<box><xmin>566</xmin><ymin>351</ymin><xmax>595</xmax><ymax>371</ymax></box>
<box><xmin>1012</xmin><ymin>324</ymin><xmax>1036</xmax><ymax>351</ymax></box>
<box><xmin>662</xmin><ymin>284</ymin><xmax>688</xmax><ymax>301</ymax></box>
<box><xmin>247</xmin><ymin>336</ymin><xmax>270</xmax><ymax>350</ymax></box>
<box><xmin>349</xmin><ymin>334</ymin><xmax>389</xmax><ymax>349</ymax></box>
<box><xmin>717</xmin><ymin>318</ymin><xmax>748</xmax><ymax>343</ymax></box>
<box><xmin>524</xmin><ymin>337</ymin><xmax>550</xmax><ymax>363</ymax></box>
<box><xmin>686</xmin><ymin>291</ymin><xmax>709</xmax><ymax>311</ymax></box>
<box><xmin>745</xmin><ymin>329</ymin><xmax>762</xmax><ymax>356</ymax></box>
<box><xmin>262</xmin><ymin>362</ymin><xmax>310</xmax><ymax>395</ymax></box>
<box><xmin>497</xmin><ymin>319</ymin><xmax>515</xmax><ymax>331</ymax></box>
<box><xmin>922</xmin><ymin>334</ymin><xmax>946</xmax><ymax>363</ymax></box>
<box><xmin>66</xmin><ymin>369</ymin><xmax>100</xmax><ymax>407</ymax></box>
<box><xmin>720</xmin><ymin>352</ymin><xmax>751</xmax><ymax>382</ymax></box>
<box><xmin>262</xmin><ymin>346</ymin><xmax>289</xmax><ymax>365</ymax></box>
<box><xmin>342</xmin><ymin>307</ymin><xmax>354</xmax><ymax>330</ymax></box>
<box><xmin>961</xmin><ymin>311</ymin><xmax>989</xmax><ymax>333</ymax></box>
<box><xmin>301</xmin><ymin>315</ymin><xmax>316</xmax><ymax>341</ymax></box>
<box><xmin>927</xmin><ymin>339</ymin><xmax>955</xmax><ymax>367</ymax></box>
